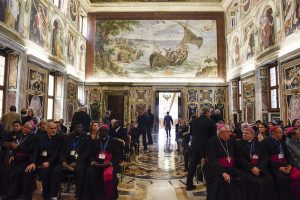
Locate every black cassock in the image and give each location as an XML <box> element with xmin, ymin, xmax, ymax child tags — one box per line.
<box><xmin>203</xmin><ymin>136</ymin><xmax>239</xmax><ymax>200</ymax></box>
<box><xmin>1</xmin><ymin>132</ymin><xmax>37</xmax><ymax>199</ymax></box>
<box><xmin>36</xmin><ymin>132</ymin><xmax>63</xmax><ymax>199</ymax></box>
<box><xmin>55</xmin><ymin>133</ymin><xmax>91</xmax><ymax>200</ymax></box>
<box><xmin>83</xmin><ymin>137</ymin><xmax>122</xmax><ymax>200</ymax></box>
<box><xmin>262</xmin><ymin>137</ymin><xmax>294</xmax><ymax>200</ymax></box>
<box><xmin>236</xmin><ymin>140</ymin><xmax>277</xmax><ymax>200</ymax></box>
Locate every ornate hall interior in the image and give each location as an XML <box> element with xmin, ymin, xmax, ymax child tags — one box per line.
<box><xmin>0</xmin><ymin>0</ymin><xmax>300</xmax><ymax>199</ymax></box>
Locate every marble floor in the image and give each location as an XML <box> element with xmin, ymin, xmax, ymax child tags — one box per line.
<box><xmin>33</xmin><ymin>129</ymin><xmax>206</xmax><ymax>200</ymax></box>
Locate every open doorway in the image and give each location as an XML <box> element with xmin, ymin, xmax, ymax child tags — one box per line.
<box><xmin>157</xmin><ymin>92</ymin><xmax>181</xmax><ymax>130</ymax></box>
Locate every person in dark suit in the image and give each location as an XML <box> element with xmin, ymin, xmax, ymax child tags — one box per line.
<box><xmin>146</xmin><ymin>109</ymin><xmax>154</xmax><ymax>145</ymax></box>
<box><xmin>109</xmin><ymin>120</ymin><xmax>128</xmax><ymax>142</ymax></box>
<box><xmin>164</xmin><ymin>112</ymin><xmax>173</xmax><ymax>137</ymax></box>
<box><xmin>137</xmin><ymin>110</ymin><xmax>148</xmax><ymax>151</ymax></box>
<box><xmin>186</xmin><ymin>107</ymin><xmax>217</xmax><ymax>190</ymax></box>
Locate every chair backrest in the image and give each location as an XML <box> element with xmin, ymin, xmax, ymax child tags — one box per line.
<box><xmin>115</xmin><ymin>138</ymin><xmax>125</xmax><ymax>154</ymax></box>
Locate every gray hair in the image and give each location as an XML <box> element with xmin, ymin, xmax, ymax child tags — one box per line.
<box><xmin>201</xmin><ymin>106</ymin><xmax>210</xmax><ymax>114</ymax></box>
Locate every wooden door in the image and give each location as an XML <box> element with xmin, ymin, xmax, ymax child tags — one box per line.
<box><xmin>108</xmin><ymin>95</ymin><xmax>125</xmax><ymax>124</ymax></box>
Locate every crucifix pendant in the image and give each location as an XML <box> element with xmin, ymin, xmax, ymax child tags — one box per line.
<box><xmin>227</xmin><ymin>157</ymin><xmax>231</xmax><ymax>163</ymax></box>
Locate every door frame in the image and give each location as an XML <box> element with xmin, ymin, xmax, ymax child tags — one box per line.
<box><xmin>103</xmin><ymin>90</ymin><xmax>129</xmax><ymax>126</ymax></box>
<box><xmin>154</xmin><ymin>90</ymin><xmax>182</xmax><ymax>133</ymax></box>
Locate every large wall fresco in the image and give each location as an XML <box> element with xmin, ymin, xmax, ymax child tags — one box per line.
<box><xmin>93</xmin><ymin>20</ymin><xmax>218</xmax><ymax>79</ymax></box>
<box><xmin>86</xmin><ymin>13</ymin><xmax>226</xmax><ymax>83</ymax></box>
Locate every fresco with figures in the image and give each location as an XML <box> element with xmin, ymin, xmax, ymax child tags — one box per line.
<box><xmin>283</xmin><ymin>0</ymin><xmax>300</xmax><ymax>37</ymax></box>
<box><xmin>0</xmin><ymin>0</ymin><xmax>31</xmax><ymax>35</ymax></box>
<box><xmin>29</xmin><ymin>0</ymin><xmax>48</xmax><ymax>47</ymax></box>
<box><xmin>93</xmin><ymin>20</ymin><xmax>218</xmax><ymax>79</ymax></box>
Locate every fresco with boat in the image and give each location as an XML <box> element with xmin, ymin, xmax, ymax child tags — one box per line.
<box><xmin>93</xmin><ymin>20</ymin><xmax>218</xmax><ymax>79</ymax></box>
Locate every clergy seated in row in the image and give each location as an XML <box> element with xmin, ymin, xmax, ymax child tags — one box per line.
<box><xmin>235</xmin><ymin>127</ymin><xmax>277</xmax><ymax>200</ymax></box>
<box><xmin>262</xmin><ymin>126</ymin><xmax>300</xmax><ymax>200</ymax></box>
<box><xmin>0</xmin><ymin>121</ymin><xmax>37</xmax><ymax>200</ymax></box>
<box><xmin>58</xmin><ymin>121</ymin><xmax>91</xmax><ymax>200</ymax></box>
<box><xmin>83</xmin><ymin>124</ymin><xmax>122</xmax><ymax>200</ymax></box>
<box><xmin>203</xmin><ymin>124</ymin><xmax>239</xmax><ymax>200</ymax></box>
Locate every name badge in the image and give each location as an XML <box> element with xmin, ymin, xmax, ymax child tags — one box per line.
<box><xmin>70</xmin><ymin>150</ymin><xmax>76</xmax><ymax>156</ymax></box>
<box><xmin>99</xmin><ymin>153</ymin><xmax>106</xmax><ymax>160</ymax></box>
<box><xmin>278</xmin><ymin>153</ymin><xmax>284</xmax><ymax>159</ymax></box>
<box><xmin>252</xmin><ymin>155</ymin><xmax>259</xmax><ymax>159</ymax></box>
<box><xmin>41</xmin><ymin>151</ymin><xmax>48</xmax><ymax>157</ymax></box>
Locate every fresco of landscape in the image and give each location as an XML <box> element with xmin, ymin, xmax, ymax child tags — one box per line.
<box><xmin>94</xmin><ymin>20</ymin><xmax>218</xmax><ymax>79</ymax></box>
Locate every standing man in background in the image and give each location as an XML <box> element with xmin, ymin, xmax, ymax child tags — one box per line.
<box><xmin>137</xmin><ymin>110</ymin><xmax>148</xmax><ymax>152</ymax></box>
<box><xmin>164</xmin><ymin>112</ymin><xmax>173</xmax><ymax>138</ymax></box>
<box><xmin>186</xmin><ymin>106</ymin><xmax>217</xmax><ymax>190</ymax></box>
<box><xmin>1</xmin><ymin>106</ymin><xmax>21</xmax><ymax>132</ymax></box>
<box><xmin>146</xmin><ymin>109</ymin><xmax>154</xmax><ymax>145</ymax></box>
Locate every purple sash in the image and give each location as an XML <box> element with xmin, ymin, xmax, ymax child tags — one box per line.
<box><xmin>218</xmin><ymin>157</ymin><xmax>234</xmax><ymax>168</ymax></box>
<box><xmin>270</xmin><ymin>155</ymin><xmax>286</xmax><ymax>164</ymax></box>
<box><xmin>100</xmin><ymin>151</ymin><xmax>113</xmax><ymax>200</ymax></box>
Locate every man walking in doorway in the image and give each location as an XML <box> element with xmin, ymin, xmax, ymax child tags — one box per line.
<box><xmin>164</xmin><ymin>112</ymin><xmax>173</xmax><ymax>137</ymax></box>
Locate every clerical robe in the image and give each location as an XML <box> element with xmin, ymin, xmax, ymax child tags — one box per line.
<box><xmin>203</xmin><ymin>136</ymin><xmax>239</xmax><ymax>200</ymax></box>
<box><xmin>83</xmin><ymin>136</ymin><xmax>121</xmax><ymax>200</ymax></box>
<box><xmin>236</xmin><ymin>140</ymin><xmax>277</xmax><ymax>200</ymax></box>
<box><xmin>262</xmin><ymin>137</ymin><xmax>296</xmax><ymax>200</ymax></box>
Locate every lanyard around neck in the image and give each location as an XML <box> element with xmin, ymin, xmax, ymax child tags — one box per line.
<box><xmin>270</xmin><ymin>137</ymin><xmax>283</xmax><ymax>154</ymax></box>
<box><xmin>100</xmin><ymin>136</ymin><xmax>110</xmax><ymax>152</ymax></box>
<box><xmin>72</xmin><ymin>136</ymin><xmax>81</xmax><ymax>150</ymax></box>
<box><xmin>246</xmin><ymin>141</ymin><xmax>255</xmax><ymax>156</ymax></box>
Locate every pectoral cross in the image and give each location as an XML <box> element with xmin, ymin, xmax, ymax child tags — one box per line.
<box><xmin>227</xmin><ymin>157</ymin><xmax>231</xmax><ymax>163</ymax></box>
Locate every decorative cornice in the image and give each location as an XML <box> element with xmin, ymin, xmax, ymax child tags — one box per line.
<box><xmin>88</xmin><ymin>2</ymin><xmax>224</xmax><ymax>12</ymax></box>
<box><xmin>84</xmin><ymin>81</ymin><xmax>228</xmax><ymax>87</ymax></box>
<box><xmin>0</xmin><ymin>24</ymin><xmax>26</xmax><ymax>52</ymax></box>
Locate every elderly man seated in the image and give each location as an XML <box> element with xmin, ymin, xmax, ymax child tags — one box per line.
<box><xmin>263</xmin><ymin>126</ymin><xmax>300</xmax><ymax>200</ymax></box>
<box><xmin>0</xmin><ymin>122</ymin><xmax>37</xmax><ymax>200</ymax></box>
<box><xmin>203</xmin><ymin>124</ymin><xmax>239</xmax><ymax>200</ymax></box>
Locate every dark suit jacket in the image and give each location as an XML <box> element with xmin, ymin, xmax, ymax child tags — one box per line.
<box><xmin>190</xmin><ymin>115</ymin><xmax>216</xmax><ymax>156</ymax></box>
<box><xmin>109</xmin><ymin>127</ymin><xmax>128</xmax><ymax>141</ymax></box>
<box><xmin>36</xmin><ymin>132</ymin><xmax>63</xmax><ymax>166</ymax></box>
<box><xmin>60</xmin><ymin>133</ymin><xmax>91</xmax><ymax>165</ymax></box>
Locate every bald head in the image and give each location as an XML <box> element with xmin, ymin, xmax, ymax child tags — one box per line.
<box><xmin>47</xmin><ymin>122</ymin><xmax>58</xmax><ymax>137</ymax></box>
